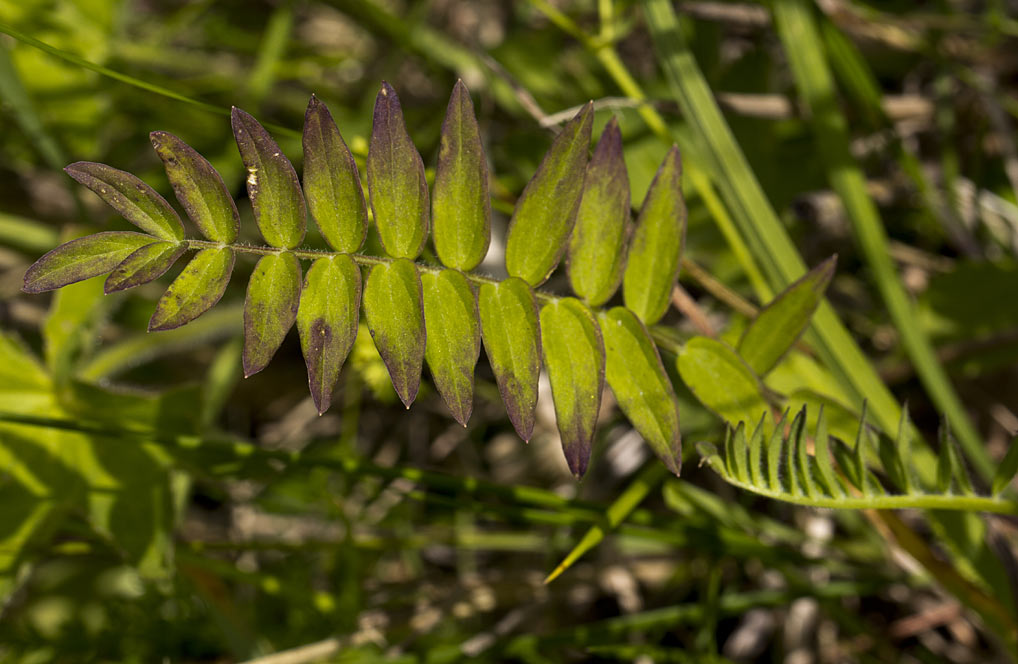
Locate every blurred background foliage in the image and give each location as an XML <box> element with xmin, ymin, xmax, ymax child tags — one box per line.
<box><xmin>2</xmin><ymin>0</ymin><xmax>1018</xmax><ymax>662</ymax></box>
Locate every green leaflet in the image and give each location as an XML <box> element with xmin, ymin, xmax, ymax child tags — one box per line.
<box><xmin>540</xmin><ymin>298</ymin><xmax>605</xmax><ymax>478</ymax></box>
<box><xmin>150</xmin><ymin>131</ymin><xmax>241</xmax><ymax>243</ymax></box>
<box><xmin>149</xmin><ymin>247</ymin><xmax>235</xmax><ymax>331</ymax></box>
<box><xmin>504</xmin><ymin>103</ymin><xmax>593</xmax><ymax>286</ymax></box>
<box><xmin>362</xmin><ymin>258</ymin><xmax>426</xmax><ymax>407</ymax></box>
<box><xmin>421</xmin><ymin>269</ymin><xmax>480</xmax><ymax>426</ymax></box>
<box><xmin>231</xmin><ymin>107</ymin><xmax>306</xmax><ymax>249</ymax></box>
<box><xmin>992</xmin><ymin>436</ymin><xmax>1018</xmax><ymax>496</ymax></box>
<box><xmin>64</xmin><ymin>162</ymin><xmax>184</xmax><ymax>242</ymax></box>
<box><xmin>367</xmin><ymin>82</ymin><xmax>429</xmax><ymax>259</ymax></box>
<box><xmin>296</xmin><ymin>256</ymin><xmax>361</xmax><ymax>414</ymax></box>
<box><xmin>104</xmin><ymin>241</ymin><xmax>186</xmax><ymax>293</ymax></box>
<box><xmin>22</xmin><ymin>232</ymin><xmax>155</xmax><ymax>293</ymax></box>
<box><xmin>739</xmin><ymin>256</ymin><xmax>836</xmax><ymax>376</ymax></box>
<box><xmin>302</xmin><ymin>96</ymin><xmax>368</xmax><ymax>253</ymax></box>
<box><xmin>432</xmin><ymin>80</ymin><xmax>491</xmax><ymax>271</ymax></box>
<box><xmin>622</xmin><ymin>146</ymin><xmax>686</xmax><ymax>325</ymax></box>
<box><xmin>478</xmin><ymin>277</ymin><xmax>542</xmax><ymax>441</ymax></box>
<box><xmin>676</xmin><ymin>336</ymin><xmax>769</xmax><ymax>432</ymax></box>
<box><xmin>243</xmin><ymin>252</ymin><xmax>302</xmax><ymax>377</ymax></box>
<box><xmin>599</xmin><ymin>307</ymin><xmax>681</xmax><ymax>475</ymax></box>
<box><xmin>568</xmin><ymin>118</ymin><xmax>631</xmax><ymax>307</ymax></box>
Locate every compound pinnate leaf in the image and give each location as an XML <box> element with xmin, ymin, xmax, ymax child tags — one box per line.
<box><xmin>302</xmin><ymin>96</ymin><xmax>368</xmax><ymax>253</ymax></box>
<box><xmin>421</xmin><ymin>269</ymin><xmax>480</xmax><ymax>426</ymax></box>
<box><xmin>622</xmin><ymin>146</ymin><xmax>686</xmax><ymax>325</ymax></box>
<box><xmin>149</xmin><ymin>247</ymin><xmax>235</xmax><ymax>331</ymax></box>
<box><xmin>676</xmin><ymin>336</ymin><xmax>769</xmax><ymax>430</ymax></box>
<box><xmin>540</xmin><ymin>298</ymin><xmax>605</xmax><ymax>478</ymax></box>
<box><xmin>363</xmin><ymin>258</ymin><xmax>426</xmax><ymax>407</ymax></box>
<box><xmin>243</xmin><ymin>252</ymin><xmax>302</xmax><ymax>377</ymax></box>
<box><xmin>367</xmin><ymin>82</ymin><xmax>429</xmax><ymax>259</ymax></box>
<box><xmin>104</xmin><ymin>241</ymin><xmax>187</xmax><ymax>294</ymax></box>
<box><xmin>478</xmin><ymin>277</ymin><xmax>541</xmax><ymax>441</ymax></box>
<box><xmin>738</xmin><ymin>256</ymin><xmax>836</xmax><ymax>376</ymax></box>
<box><xmin>568</xmin><ymin>118</ymin><xmax>631</xmax><ymax>306</ymax></box>
<box><xmin>150</xmin><ymin>131</ymin><xmax>240</xmax><ymax>243</ymax></box>
<box><xmin>23</xmin><ymin>232</ymin><xmax>155</xmax><ymax>293</ymax></box>
<box><xmin>504</xmin><ymin>103</ymin><xmax>593</xmax><ymax>286</ymax></box>
<box><xmin>64</xmin><ymin>162</ymin><xmax>184</xmax><ymax>242</ymax></box>
<box><xmin>231</xmin><ymin>107</ymin><xmax>306</xmax><ymax>249</ymax></box>
<box><xmin>432</xmin><ymin>80</ymin><xmax>491</xmax><ymax>271</ymax></box>
<box><xmin>599</xmin><ymin>307</ymin><xmax>682</xmax><ymax>475</ymax></box>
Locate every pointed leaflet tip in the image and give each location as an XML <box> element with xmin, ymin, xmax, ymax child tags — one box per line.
<box><xmin>22</xmin><ymin>232</ymin><xmax>154</xmax><ymax>293</ymax></box>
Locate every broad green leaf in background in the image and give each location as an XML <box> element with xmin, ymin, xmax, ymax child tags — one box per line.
<box><xmin>623</xmin><ymin>146</ymin><xmax>685</xmax><ymax>326</ymax></box>
<box><xmin>296</xmin><ymin>256</ymin><xmax>361</xmax><ymax>414</ymax></box>
<box><xmin>421</xmin><ymin>269</ymin><xmax>481</xmax><ymax>426</ymax></box>
<box><xmin>150</xmin><ymin>130</ymin><xmax>241</xmax><ymax>244</ymax></box>
<box><xmin>367</xmin><ymin>82</ymin><xmax>429</xmax><ymax>260</ymax></box>
<box><xmin>22</xmin><ymin>232</ymin><xmax>154</xmax><ymax>293</ymax></box>
<box><xmin>104</xmin><ymin>241</ymin><xmax>187</xmax><ymax>293</ymax></box>
<box><xmin>738</xmin><ymin>256</ymin><xmax>836</xmax><ymax>376</ymax></box>
<box><xmin>478</xmin><ymin>277</ymin><xmax>542</xmax><ymax>441</ymax></box>
<box><xmin>540</xmin><ymin>298</ymin><xmax>605</xmax><ymax>478</ymax></box>
<box><xmin>302</xmin><ymin>96</ymin><xmax>368</xmax><ymax>253</ymax></box>
<box><xmin>432</xmin><ymin>80</ymin><xmax>491</xmax><ymax>271</ymax></box>
<box><xmin>677</xmin><ymin>337</ymin><xmax>770</xmax><ymax>432</ymax></box>
<box><xmin>149</xmin><ymin>247</ymin><xmax>235</xmax><ymax>331</ymax></box>
<box><xmin>599</xmin><ymin>307</ymin><xmax>681</xmax><ymax>475</ymax></box>
<box><xmin>504</xmin><ymin>103</ymin><xmax>593</xmax><ymax>286</ymax></box>
<box><xmin>64</xmin><ymin>162</ymin><xmax>184</xmax><ymax>242</ymax></box>
<box><xmin>243</xmin><ymin>252</ymin><xmax>301</xmax><ymax>378</ymax></box>
<box><xmin>362</xmin><ymin>258</ymin><xmax>426</xmax><ymax>407</ymax></box>
<box><xmin>231</xmin><ymin>107</ymin><xmax>306</xmax><ymax>249</ymax></box>
<box><xmin>568</xmin><ymin>117</ymin><xmax>631</xmax><ymax>307</ymax></box>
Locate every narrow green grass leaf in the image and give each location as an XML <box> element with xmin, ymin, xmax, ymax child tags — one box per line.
<box><xmin>363</xmin><ymin>258</ymin><xmax>426</xmax><ymax>407</ymax></box>
<box><xmin>504</xmin><ymin>103</ymin><xmax>593</xmax><ymax>286</ymax></box>
<box><xmin>853</xmin><ymin>409</ymin><xmax>874</xmax><ymax>498</ymax></box>
<box><xmin>738</xmin><ymin>256</ymin><xmax>836</xmax><ymax>376</ymax></box>
<box><xmin>675</xmin><ymin>337</ymin><xmax>769</xmax><ymax>432</ymax></box>
<box><xmin>231</xmin><ymin>107</ymin><xmax>306</xmax><ymax>249</ymax></box>
<box><xmin>243</xmin><ymin>252</ymin><xmax>301</xmax><ymax>378</ymax></box>
<box><xmin>793</xmin><ymin>408</ymin><xmax>819</xmax><ymax>499</ymax></box>
<box><xmin>150</xmin><ymin>131</ymin><xmax>241</xmax><ymax>244</ymax></box>
<box><xmin>766</xmin><ymin>411</ymin><xmax>787</xmax><ymax>493</ymax></box>
<box><xmin>296</xmin><ymin>256</ymin><xmax>361</xmax><ymax>415</ymax></box>
<box><xmin>421</xmin><ymin>269</ymin><xmax>480</xmax><ymax>426</ymax></box>
<box><xmin>622</xmin><ymin>145</ymin><xmax>686</xmax><ymax>325</ymax></box>
<box><xmin>598</xmin><ymin>307</ymin><xmax>681</xmax><ymax>475</ymax></box>
<box><xmin>748</xmin><ymin>412</ymin><xmax>767</xmax><ymax>487</ymax></box>
<box><xmin>568</xmin><ymin>118</ymin><xmax>630</xmax><ymax>306</ymax></box>
<box><xmin>478</xmin><ymin>277</ymin><xmax>541</xmax><ymax>441</ymax></box>
<box><xmin>993</xmin><ymin>436</ymin><xmax>1018</xmax><ymax>496</ymax></box>
<box><xmin>104</xmin><ymin>241</ymin><xmax>186</xmax><ymax>293</ymax></box>
<box><xmin>813</xmin><ymin>406</ymin><xmax>845</xmax><ymax>498</ymax></box>
<box><xmin>149</xmin><ymin>247</ymin><xmax>234</xmax><ymax>331</ymax></box>
<box><xmin>22</xmin><ymin>232</ymin><xmax>155</xmax><ymax>293</ymax></box>
<box><xmin>302</xmin><ymin>96</ymin><xmax>368</xmax><ymax>253</ymax></box>
<box><xmin>64</xmin><ymin>162</ymin><xmax>184</xmax><ymax>241</ymax></box>
<box><xmin>367</xmin><ymin>82</ymin><xmax>429</xmax><ymax>259</ymax></box>
<box><xmin>540</xmin><ymin>298</ymin><xmax>605</xmax><ymax>478</ymax></box>
<box><xmin>432</xmin><ymin>80</ymin><xmax>491</xmax><ymax>271</ymax></box>
<box><xmin>730</xmin><ymin>422</ymin><xmax>750</xmax><ymax>484</ymax></box>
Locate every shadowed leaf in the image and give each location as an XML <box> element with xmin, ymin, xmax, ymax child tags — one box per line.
<box><xmin>64</xmin><ymin>162</ymin><xmax>184</xmax><ymax>241</ymax></box>
<box><xmin>363</xmin><ymin>258</ymin><xmax>426</xmax><ymax>407</ymax></box>
<box><xmin>243</xmin><ymin>252</ymin><xmax>301</xmax><ymax>377</ymax></box>
<box><xmin>479</xmin><ymin>277</ymin><xmax>541</xmax><ymax>441</ymax></box>
<box><xmin>432</xmin><ymin>80</ymin><xmax>491</xmax><ymax>271</ymax></box>
<box><xmin>676</xmin><ymin>336</ymin><xmax>769</xmax><ymax>432</ymax></box>
<box><xmin>23</xmin><ymin>232</ymin><xmax>155</xmax><ymax>293</ymax></box>
<box><xmin>150</xmin><ymin>131</ymin><xmax>240</xmax><ymax>243</ymax></box>
<box><xmin>422</xmin><ymin>269</ymin><xmax>480</xmax><ymax>426</ymax></box>
<box><xmin>622</xmin><ymin>146</ymin><xmax>685</xmax><ymax>325</ymax></box>
<box><xmin>504</xmin><ymin>103</ymin><xmax>593</xmax><ymax>286</ymax></box>
<box><xmin>367</xmin><ymin>82</ymin><xmax>429</xmax><ymax>259</ymax></box>
<box><xmin>149</xmin><ymin>247</ymin><xmax>234</xmax><ymax>331</ymax></box>
<box><xmin>105</xmin><ymin>241</ymin><xmax>187</xmax><ymax>293</ymax></box>
<box><xmin>540</xmin><ymin>298</ymin><xmax>604</xmax><ymax>478</ymax></box>
<box><xmin>302</xmin><ymin>96</ymin><xmax>368</xmax><ymax>253</ymax></box>
<box><xmin>231</xmin><ymin>106</ymin><xmax>306</xmax><ymax>249</ymax></box>
<box><xmin>297</xmin><ymin>255</ymin><xmax>361</xmax><ymax>414</ymax></box>
<box><xmin>993</xmin><ymin>436</ymin><xmax>1018</xmax><ymax>496</ymax></box>
<box><xmin>568</xmin><ymin>118</ymin><xmax>630</xmax><ymax>306</ymax></box>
